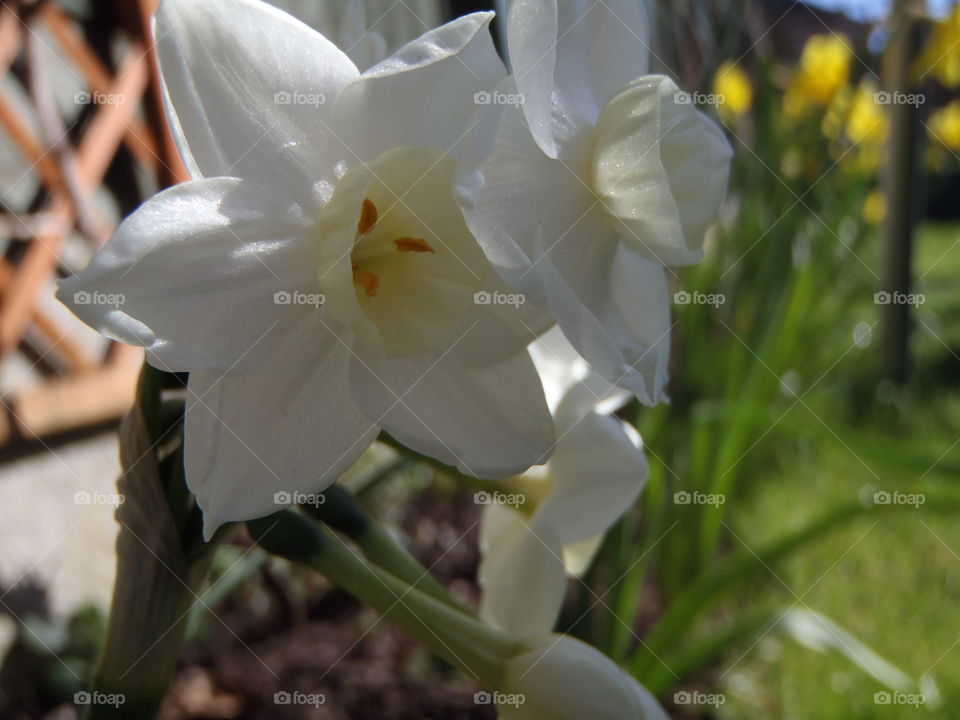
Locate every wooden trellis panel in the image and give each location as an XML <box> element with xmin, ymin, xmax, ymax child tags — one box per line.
<box><xmin>0</xmin><ymin>0</ymin><xmax>187</xmax><ymax>447</ymax></box>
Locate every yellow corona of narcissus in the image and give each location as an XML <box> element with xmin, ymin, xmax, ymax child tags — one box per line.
<box><xmin>713</xmin><ymin>61</ymin><xmax>752</xmax><ymax>121</ymax></box>
<box><xmin>928</xmin><ymin>100</ymin><xmax>960</xmax><ymax>150</ymax></box>
<box><xmin>785</xmin><ymin>34</ymin><xmax>852</xmax><ymax>118</ymax></box>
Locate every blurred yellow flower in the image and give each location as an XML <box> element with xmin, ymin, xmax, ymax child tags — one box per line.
<box><xmin>786</xmin><ymin>34</ymin><xmax>852</xmax><ymax>117</ymax></box>
<box><xmin>845</xmin><ymin>82</ymin><xmax>888</xmax><ymax>146</ymax></box>
<box><xmin>927</xmin><ymin>100</ymin><xmax>960</xmax><ymax>150</ymax></box>
<box><xmin>714</xmin><ymin>61</ymin><xmax>752</xmax><ymax>120</ymax></box>
<box><xmin>915</xmin><ymin>3</ymin><xmax>960</xmax><ymax>88</ymax></box>
<box><xmin>862</xmin><ymin>190</ymin><xmax>886</xmax><ymax>225</ymax></box>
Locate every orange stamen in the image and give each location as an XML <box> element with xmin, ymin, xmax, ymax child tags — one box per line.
<box><xmin>393</xmin><ymin>236</ymin><xmax>435</xmax><ymax>253</ymax></box>
<box><xmin>358</xmin><ymin>198</ymin><xmax>378</xmax><ymax>234</ymax></box>
<box><xmin>355</xmin><ymin>271</ymin><xmax>380</xmax><ymax>298</ymax></box>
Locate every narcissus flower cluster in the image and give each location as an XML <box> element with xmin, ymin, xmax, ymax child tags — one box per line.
<box><xmin>60</xmin><ymin>1</ymin><xmax>730</xmax><ymax>716</ymax></box>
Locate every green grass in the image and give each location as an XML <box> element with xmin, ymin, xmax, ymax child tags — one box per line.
<box><xmin>715</xmin><ymin>222</ymin><xmax>960</xmax><ymax>719</ymax></box>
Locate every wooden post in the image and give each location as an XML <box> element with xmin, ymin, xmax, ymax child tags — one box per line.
<box><xmin>880</xmin><ymin>0</ymin><xmax>924</xmax><ymax>383</ymax></box>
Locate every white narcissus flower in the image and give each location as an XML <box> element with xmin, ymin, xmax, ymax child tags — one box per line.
<box><xmin>459</xmin><ymin>0</ymin><xmax>733</xmax><ymax>405</ymax></box>
<box><xmin>57</xmin><ymin>0</ymin><xmax>555</xmax><ymax>537</ymax></box>
<box><xmin>478</xmin><ymin>328</ymin><xmax>647</xmax><ymax>637</ymax></box>
<box><xmin>499</xmin><ymin>634</ymin><xmax>671</xmax><ymax>720</ymax></box>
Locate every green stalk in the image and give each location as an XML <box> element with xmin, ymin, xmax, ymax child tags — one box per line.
<box><xmin>300</xmin><ymin>485</ymin><xmax>465</xmax><ymax>611</ymax></box>
<box><xmin>84</xmin><ymin>365</ymin><xmax>210</xmax><ymax>719</ymax></box>
<box><xmin>249</xmin><ymin>512</ymin><xmax>516</xmax><ymax>688</ymax></box>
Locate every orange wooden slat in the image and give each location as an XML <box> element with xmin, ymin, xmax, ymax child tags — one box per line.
<box><xmin>0</xmin><ymin>48</ymin><xmax>148</xmax><ymax>359</ymax></box>
<box><xmin>39</xmin><ymin>3</ymin><xmax>159</xmax><ymax>170</ymax></box>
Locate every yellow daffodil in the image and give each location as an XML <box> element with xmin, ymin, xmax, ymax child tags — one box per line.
<box><xmin>915</xmin><ymin>3</ymin><xmax>960</xmax><ymax>89</ymax></box>
<box><xmin>786</xmin><ymin>33</ymin><xmax>852</xmax><ymax>118</ymax></box>
<box><xmin>862</xmin><ymin>190</ymin><xmax>886</xmax><ymax>225</ymax></box>
<box><xmin>928</xmin><ymin>100</ymin><xmax>960</xmax><ymax>150</ymax></box>
<box><xmin>714</xmin><ymin>60</ymin><xmax>752</xmax><ymax>120</ymax></box>
<box><xmin>845</xmin><ymin>81</ymin><xmax>888</xmax><ymax>146</ymax></box>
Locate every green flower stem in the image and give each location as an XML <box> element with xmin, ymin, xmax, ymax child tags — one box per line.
<box><xmin>248</xmin><ymin>511</ymin><xmax>517</xmax><ymax>688</ymax></box>
<box><xmin>84</xmin><ymin>364</ymin><xmax>210</xmax><ymax>719</ymax></box>
<box><xmin>300</xmin><ymin>485</ymin><xmax>466</xmax><ymax>611</ymax></box>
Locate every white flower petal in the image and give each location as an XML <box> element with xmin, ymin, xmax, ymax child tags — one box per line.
<box><xmin>155</xmin><ymin>0</ymin><xmax>359</xmax><ymax>206</ymax></box>
<box><xmin>501</xmin><ymin>634</ymin><xmax>670</xmax><ymax>720</ymax></box>
<box><xmin>57</xmin><ymin>178</ymin><xmax>319</xmax><ymax>373</ymax></box>
<box><xmin>528</xmin><ymin>326</ymin><xmax>629</xmax><ymax>416</ymax></box>
<box><xmin>185</xmin><ymin>322</ymin><xmax>378</xmax><ymax>539</ymax></box>
<box><xmin>592</xmin><ymin>75</ymin><xmax>732</xmax><ymax>266</ymax></box>
<box><xmin>348</xmin><ymin>339</ymin><xmax>555</xmax><ymax>477</ymax></box>
<box><xmin>332</xmin><ymin>13</ymin><xmax>504</xmax><ymax>162</ymax></box>
<box><xmin>506</xmin><ymin>0</ymin><xmax>651</xmax><ymax>156</ymax></box>
<box><xmin>555</xmin><ymin>0</ymin><xmax>651</xmax><ymax>118</ymax></box>
<box><xmin>504</xmin><ymin>0</ymin><xmax>560</xmax><ymax>156</ymax></box>
<box><xmin>539</xmin><ymin>412</ymin><xmax>647</xmax><ymax>546</ymax></box>
<box><xmin>459</xmin><ymin>91</ymin><xmax>590</xmax><ymax>304</ymax></box>
<box><xmin>537</xmin><ymin>222</ymin><xmax>671</xmax><ymax>406</ymax></box>
<box><xmin>478</xmin><ymin>505</ymin><xmax>567</xmax><ymax>637</ymax></box>
<box><xmin>562</xmin><ymin>534</ymin><xmax>605</xmax><ymax>578</ymax></box>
